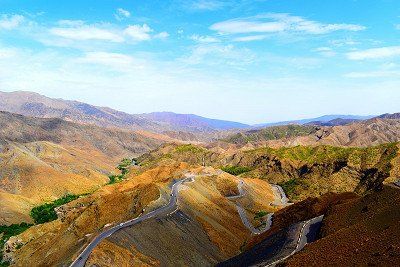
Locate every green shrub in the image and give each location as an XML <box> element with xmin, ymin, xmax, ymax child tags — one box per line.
<box><xmin>254</xmin><ymin>210</ymin><xmax>269</xmax><ymax>220</ymax></box>
<box><xmin>117</xmin><ymin>158</ymin><xmax>132</xmax><ymax>175</ymax></box>
<box><xmin>0</xmin><ymin>222</ymin><xmax>32</xmax><ymax>266</ymax></box>
<box><xmin>221</xmin><ymin>166</ymin><xmax>251</xmax><ymax>176</ymax></box>
<box><xmin>278</xmin><ymin>179</ymin><xmax>299</xmax><ymax>196</ymax></box>
<box><xmin>30</xmin><ymin>194</ymin><xmax>79</xmax><ymax>224</ymax></box>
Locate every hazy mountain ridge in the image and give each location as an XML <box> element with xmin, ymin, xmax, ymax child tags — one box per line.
<box><xmin>0</xmin><ymin>91</ymin><xmax>249</xmax><ymax>134</ymax></box>
<box><xmin>220</xmin><ymin>116</ymin><xmax>400</xmax><ymax>148</ymax></box>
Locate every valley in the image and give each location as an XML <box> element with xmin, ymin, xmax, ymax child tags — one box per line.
<box><xmin>0</xmin><ymin>92</ymin><xmax>399</xmax><ymax>267</ymax></box>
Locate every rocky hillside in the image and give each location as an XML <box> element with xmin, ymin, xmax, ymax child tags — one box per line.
<box><xmin>221</xmin><ymin>117</ymin><xmax>400</xmax><ymax>148</ymax></box>
<box><xmin>137</xmin><ymin>142</ymin><xmax>400</xmax><ymax>201</ymax></box>
<box><xmin>3</xmin><ymin>163</ymin><xmax>278</xmax><ymax>266</ymax></box>
<box><xmin>283</xmin><ymin>184</ymin><xmax>400</xmax><ymax>266</ymax></box>
<box><xmin>0</xmin><ymin>111</ymin><xmax>165</xmax><ymax>224</ymax></box>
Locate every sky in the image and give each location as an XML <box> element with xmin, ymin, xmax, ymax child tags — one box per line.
<box><xmin>0</xmin><ymin>0</ymin><xmax>400</xmax><ymax>124</ymax></box>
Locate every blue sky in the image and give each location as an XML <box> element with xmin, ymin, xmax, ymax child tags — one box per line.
<box><xmin>0</xmin><ymin>0</ymin><xmax>400</xmax><ymax>124</ymax></box>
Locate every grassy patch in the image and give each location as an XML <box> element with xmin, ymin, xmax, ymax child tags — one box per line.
<box><xmin>221</xmin><ymin>166</ymin><xmax>251</xmax><ymax>176</ymax></box>
<box><xmin>30</xmin><ymin>194</ymin><xmax>79</xmax><ymax>224</ymax></box>
<box><xmin>278</xmin><ymin>179</ymin><xmax>300</xmax><ymax>196</ymax></box>
<box><xmin>0</xmin><ymin>223</ymin><xmax>32</xmax><ymax>265</ymax></box>
<box><xmin>175</xmin><ymin>144</ymin><xmax>205</xmax><ymax>154</ymax></box>
<box><xmin>108</xmin><ymin>158</ymin><xmax>135</xmax><ymax>184</ymax></box>
<box><xmin>254</xmin><ymin>210</ymin><xmax>269</xmax><ymax>220</ymax></box>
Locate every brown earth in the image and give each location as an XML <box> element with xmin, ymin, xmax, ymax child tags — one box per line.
<box><xmin>85</xmin><ymin>169</ymin><xmax>278</xmax><ymax>266</ymax></box>
<box><xmin>221</xmin><ymin>118</ymin><xmax>400</xmax><ymax>149</ymax></box>
<box><xmin>3</xmin><ymin>163</ymin><xmax>191</xmax><ymax>266</ymax></box>
<box><xmin>138</xmin><ymin>142</ymin><xmax>400</xmax><ymax>202</ymax></box>
<box><xmin>283</xmin><ymin>185</ymin><xmax>400</xmax><ymax>266</ymax></box>
<box><xmin>0</xmin><ymin>111</ymin><xmax>168</xmax><ymax>224</ymax></box>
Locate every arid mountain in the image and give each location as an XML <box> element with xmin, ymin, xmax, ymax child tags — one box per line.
<box><xmin>0</xmin><ymin>91</ymin><xmax>249</xmax><ymax>134</ymax></box>
<box><xmin>283</xmin><ymin>184</ymin><xmax>400</xmax><ymax>266</ymax></box>
<box><xmin>376</xmin><ymin>112</ymin><xmax>400</xmax><ymax>119</ymax></box>
<box><xmin>3</xmin><ymin>163</ymin><xmax>278</xmax><ymax>266</ymax></box>
<box><xmin>0</xmin><ymin>111</ymin><xmax>165</xmax><ymax>224</ymax></box>
<box><xmin>305</xmin><ymin>117</ymin><xmax>360</xmax><ymax>126</ymax></box>
<box><xmin>137</xmin><ymin>142</ymin><xmax>400</xmax><ymax>202</ymax></box>
<box><xmin>255</xmin><ymin>114</ymin><xmax>373</xmax><ymax>127</ymax></box>
<box><xmin>221</xmin><ymin>117</ymin><xmax>400</xmax><ymax>148</ymax></box>
<box><xmin>140</xmin><ymin>112</ymin><xmax>249</xmax><ymax>131</ymax></box>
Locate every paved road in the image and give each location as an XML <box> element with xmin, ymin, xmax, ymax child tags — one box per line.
<box><xmin>264</xmin><ymin>215</ymin><xmax>324</xmax><ymax>267</ymax></box>
<box><xmin>228</xmin><ymin>180</ymin><xmax>288</xmax><ymax>235</ymax></box>
<box><xmin>70</xmin><ymin>175</ymin><xmax>195</xmax><ymax>267</ymax></box>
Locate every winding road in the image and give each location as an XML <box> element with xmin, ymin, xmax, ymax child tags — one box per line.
<box><xmin>264</xmin><ymin>215</ymin><xmax>324</xmax><ymax>267</ymax></box>
<box><xmin>228</xmin><ymin>180</ymin><xmax>288</xmax><ymax>235</ymax></box>
<box><xmin>70</xmin><ymin>175</ymin><xmax>195</xmax><ymax>267</ymax></box>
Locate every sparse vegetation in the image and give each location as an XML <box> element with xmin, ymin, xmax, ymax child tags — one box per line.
<box><xmin>117</xmin><ymin>158</ymin><xmax>133</xmax><ymax>175</ymax></box>
<box><xmin>108</xmin><ymin>158</ymin><xmax>134</xmax><ymax>184</ymax></box>
<box><xmin>245</xmin><ymin>143</ymin><xmax>398</xmax><ymax>167</ymax></box>
<box><xmin>0</xmin><ymin>223</ymin><xmax>32</xmax><ymax>266</ymax></box>
<box><xmin>226</xmin><ymin>125</ymin><xmax>319</xmax><ymax>144</ymax></box>
<box><xmin>221</xmin><ymin>166</ymin><xmax>251</xmax><ymax>176</ymax></box>
<box><xmin>278</xmin><ymin>179</ymin><xmax>300</xmax><ymax>196</ymax></box>
<box><xmin>30</xmin><ymin>194</ymin><xmax>79</xmax><ymax>224</ymax></box>
<box><xmin>175</xmin><ymin>144</ymin><xmax>205</xmax><ymax>154</ymax></box>
<box><xmin>254</xmin><ymin>210</ymin><xmax>269</xmax><ymax>220</ymax></box>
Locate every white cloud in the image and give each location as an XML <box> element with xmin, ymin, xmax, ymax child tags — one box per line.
<box><xmin>76</xmin><ymin>52</ymin><xmax>145</xmax><ymax>71</ymax></box>
<box><xmin>345</xmin><ymin>70</ymin><xmax>400</xmax><ymax>78</ymax></box>
<box><xmin>50</xmin><ymin>25</ymin><xmax>124</xmax><ymax>42</ymax></box>
<box><xmin>210</xmin><ymin>13</ymin><xmax>366</xmax><ymax>35</ymax></box>
<box><xmin>0</xmin><ymin>14</ymin><xmax>24</xmax><ymax>30</ymax></box>
<box><xmin>347</xmin><ymin>46</ymin><xmax>400</xmax><ymax>60</ymax></box>
<box><xmin>189</xmin><ymin>0</ymin><xmax>227</xmax><ymax>11</ymax></box>
<box><xmin>314</xmin><ymin>47</ymin><xmax>336</xmax><ymax>57</ymax></box>
<box><xmin>0</xmin><ymin>48</ymin><xmax>17</xmax><ymax>59</ymax></box>
<box><xmin>47</xmin><ymin>22</ymin><xmax>167</xmax><ymax>45</ymax></box>
<box><xmin>124</xmin><ymin>24</ymin><xmax>152</xmax><ymax>41</ymax></box>
<box><xmin>181</xmin><ymin>43</ymin><xmax>256</xmax><ymax>67</ymax></box>
<box><xmin>115</xmin><ymin>8</ymin><xmax>131</xmax><ymax>21</ymax></box>
<box><xmin>154</xmin><ymin>31</ymin><xmax>169</xmax><ymax>39</ymax></box>
<box><xmin>233</xmin><ymin>35</ymin><xmax>267</xmax><ymax>42</ymax></box>
<box><xmin>57</xmin><ymin>20</ymin><xmax>85</xmax><ymax>27</ymax></box>
<box><xmin>190</xmin><ymin>34</ymin><xmax>220</xmax><ymax>43</ymax></box>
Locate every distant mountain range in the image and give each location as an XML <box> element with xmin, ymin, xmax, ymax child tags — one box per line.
<box><xmin>255</xmin><ymin>114</ymin><xmax>375</xmax><ymax>127</ymax></box>
<box><xmin>0</xmin><ymin>91</ymin><xmax>249</xmax><ymax>133</ymax></box>
<box><xmin>0</xmin><ymin>91</ymin><xmax>383</xmax><ymax>135</ymax></box>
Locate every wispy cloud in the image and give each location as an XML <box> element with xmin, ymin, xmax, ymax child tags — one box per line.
<box><xmin>47</xmin><ymin>21</ymin><xmax>168</xmax><ymax>45</ymax></box>
<box><xmin>314</xmin><ymin>47</ymin><xmax>336</xmax><ymax>57</ymax></box>
<box><xmin>233</xmin><ymin>35</ymin><xmax>267</xmax><ymax>42</ymax></box>
<box><xmin>345</xmin><ymin>70</ymin><xmax>400</xmax><ymax>78</ymax></box>
<box><xmin>347</xmin><ymin>46</ymin><xmax>400</xmax><ymax>60</ymax></box>
<box><xmin>115</xmin><ymin>8</ymin><xmax>131</xmax><ymax>21</ymax></box>
<box><xmin>190</xmin><ymin>34</ymin><xmax>220</xmax><ymax>43</ymax></box>
<box><xmin>187</xmin><ymin>0</ymin><xmax>228</xmax><ymax>11</ymax></box>
<box><xmin>180</xmin><ymin>43</ymin><xmax>256</xmax><ymax>67</ymax></box>
<box><xmin>210</xmin><ymin>13</ymin><xmax>366</xmax><ymax>35</ymax></box>
<box><xmin>50</xmin><ymin>25</ymin><xmax>124</xmax><ymax>42</ymax></box>
<box><xmin>0</xmin><ymin>14</ymin><xmax>24</xmax><ymax>30</ymax></box>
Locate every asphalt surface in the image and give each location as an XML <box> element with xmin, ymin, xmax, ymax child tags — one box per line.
<box><xmin>228</xmin><ymin>180</ymin><xmax>288</xmax><ymax>235</ymax></box>
<box><xmin>264</xmin><ymin>215</ymin><xmax>324</xmax><ymax>267</ymax></box>
<box><xmin>69</xmin><ymin>175</ymin><xmax>195</xmax><ymax>267</ymax></box>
